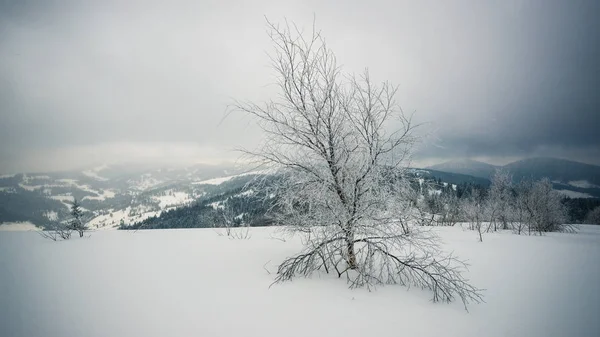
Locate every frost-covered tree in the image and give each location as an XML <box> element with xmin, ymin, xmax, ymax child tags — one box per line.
<box><xmin>585</xmin><ymin>206</ymin><xmax>600</xmax><ymax>225</ymax></box>
<box><xmin>487</xmin><ymin>169</ymin><xmax>514</xmax><ymax>231</ymax></box>
<box><xmin>437</xmin><ymin>190</ymin><xmax>462</xmax><ymax>227</ymax></box>
<box><xmin>517</xmin><ymin>179</ymin><xmax>573</xmax><ymax>235</ymax></box>
<box><xmin>461</xmin><ymin>189</ymin><xmax>486</xmax><ymax>242</ymax></box>
<box><xmin>235</xmin><ymin>18</ymin><xmax>482</xmax><ymax>307</ymax></box>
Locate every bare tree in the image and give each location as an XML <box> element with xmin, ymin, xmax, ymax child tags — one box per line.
<box><xmin>235</xmin><ymin>18</ymin><xmax>482</xmax><ymax>308</ymax></box>
<box><xmin>511</xmin><ymin>182</ymin><xmax>529</xmax><ymax>235</ymax></box>
<box><xmin>462</xmin><ymin>189</ymin><xmax>485</xmax><ymax>242</ymax></box>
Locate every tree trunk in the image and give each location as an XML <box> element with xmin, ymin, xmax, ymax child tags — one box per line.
<box><xmin>345</xmin><ymin>229</ymin><xmax>357</xmax><ymax>269</ymax></box>
<box><xmin>347</xmin><ymin>240</ymin><xmax>357</xmax><ymax>269</ymax></box>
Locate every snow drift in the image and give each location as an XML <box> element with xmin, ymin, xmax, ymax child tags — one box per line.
<box><xmin>0</xmin><ymin>226</ymin><xmax>599</xmax><ymax>337</ymax></box>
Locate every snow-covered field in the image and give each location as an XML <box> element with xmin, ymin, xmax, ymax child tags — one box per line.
<box><xmin>1</xmin><ymin>226</ymin><xmax>599</xmax><ymax>337</ymax></box>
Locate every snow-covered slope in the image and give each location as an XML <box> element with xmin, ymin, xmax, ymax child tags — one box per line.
<box><xmin>0</xmin><ymin>164</ymin><xmax>249</xmax><ymax>228</ymax></box>
<box><xmin>1</xmin><ymin>226</ymin><xmax>599</xmax><ymax>337</ymax></box>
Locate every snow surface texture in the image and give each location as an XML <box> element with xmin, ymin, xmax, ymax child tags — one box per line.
<box><xmin>0</xmin><ymin>226</ymin><xmax>599</xmax><ymax>337</ymax></box>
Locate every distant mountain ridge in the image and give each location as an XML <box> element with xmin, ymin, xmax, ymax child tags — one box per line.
<box><xmin>2</xmin><ymin>157</ymin><xmax>599</xmax><ymax>230</ymax></box>
<box><xmin>503</xmin><ymin>157</ymin><xmax>600</xmax><ymax>185</ymax></box>
<box><xmin>426</xmin><ymin>157</ymin><xmax>600</xmax><ymax>198</ymax></box>
<box><xmin>0</xmin><ymin>163</ymin><xmax>253</xmax><ymax>229</ymax></box>
<box><xmin>427</xmin><ymin>159</ymin><xmax>497</xmax><ymax>179</ymax></box>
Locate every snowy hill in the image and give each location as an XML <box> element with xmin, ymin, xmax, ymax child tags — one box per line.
<box><xmin>427</xmin><ymin>158</ymin><xmax>498</xmax><ymax>179</ymax></box>
<box><xmin>426</xmin><ymin>157</ymin><xmax>600</xmax><ymax>198</ymax></box>
<box><xmin>503</xmin><ymin>157</ymin><xmax>600</xmax><ymax>186</ymax></box>
<box><xmin>1</xmin><ymin>225</ymin><xmax>599</xmax><ymax>337</ymax></box>
<box><xmin>0</xmin><ymin>164</ymin><xmax>255</xmax><ymax>229</ymax></box>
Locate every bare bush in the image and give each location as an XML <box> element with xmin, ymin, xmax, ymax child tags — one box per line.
<box><xmin>38</xmin><ymin>223</ymin><xmax>72</xmax><ymax>241</ymax></box>
<box><xmin>235</xmin><ymin>18</ymin><xmax>482</xmax><ymax>308</ymax></box>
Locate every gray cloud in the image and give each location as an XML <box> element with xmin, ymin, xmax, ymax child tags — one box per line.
<box><xmin>1</xmin><ymin>0</ymin><xmax>599</xmax><ymax>173</ymax></box>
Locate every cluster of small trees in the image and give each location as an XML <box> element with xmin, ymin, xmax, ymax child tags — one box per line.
<box><xmin>420</xmin><ymin>170</ymin><xmax>575</xmax><ymax>240</ymax></box>
<box><xmin>39</xmin><ymin>199</ymin><xmax>88</xmax><ymax>241</ymax></box>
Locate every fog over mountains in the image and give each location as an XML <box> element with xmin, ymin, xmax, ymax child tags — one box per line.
<box><xmin>428</xmin><ymin>157</ymin><xmax>600</xmax><ymax>198</ymax></box>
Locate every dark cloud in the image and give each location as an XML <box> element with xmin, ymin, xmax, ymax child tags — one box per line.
<box><xmin>1</xmin><ymin>0</ymin><xmax>599</xmax><ymax>172</ymax></box>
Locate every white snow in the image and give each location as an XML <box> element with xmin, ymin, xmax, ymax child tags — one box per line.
<box><xmin>152</xmin><ymin>191</ymin><xmax>193</xmax><ymax>208</ymax></box>
<box><xmin>18</xmin><ymin>179</ymin><xmax>108</xmax><ymax>201</ymax></box>
<box><xmin>1</xmin><ymin>225</ymin><xmax>599</xmax><ymax>337</ymax></box>
<box><xmin>82</xmin><ymin>189</ymin><xmax>116</xmax><ymax>201</ymax></box>
<box><xmin>44</xmin><ymin>211</ymin><xmax>59</xmax><ymax>221</ymax></box>
<box><xmin>87</xmin><ymin>207</ymin><xmax>162</xmax><ymax>230</ymax></box>
<box><xmin>18</xmin><ymin>183</ymin><xmax>42</xmax><ymax>191</ymax></box>
<box><xmin>24</xmin><ymin>175</ymin><xmax>50</xmax><ymax>181</ymax></box>
<box><xmin>128</xmin><ymin>174</ymin><xmax>164</xmax><ymax>191</ymax></box>
<box><xmin>236</xmin><ymin>189</ymin><xmax>254</xmax><ymax>197</ymax></box>
<box><xmin>0</xmin><ymin>221</ymin><xmax>39</xmax><ymax>231</ymax></box>
<box><xmin>82</xmin><ymin>164</ymin><xmax>110</xmax><ymax>181</ymax></box>
<box><xmin>568</xmin><ymin>180</ymin><xmax>600</xmax><ymax>189</ymax></box>
<box><xmin>556</xmin><ymin>189</ymin><xmax>594</xmax><ymax>199</ymax></box>
<box><xmin>82</xmin><ymin>170</ymin><xmax>109</xmax><ymax>181</ymax></box>
<box><xmin>56</xmin><ymin>178</ymin><xmax>78</xmax><ymax>184</ymax></box>
<box><xmin>208</xmin><ymin>201</ymin><xmax>225</xmax><ymax>210</ymax></box>
<box><xmin>427</xmin><ymin>189</ymin><xmax>442</xmax><ymax>196</ymax></box>
<box><xmin>50</xmin><ymin>195</ymin><xmax>75</xmax><ymax>209</ymax></box>
<box><xmin>192</xmin><ymin>170</ymin><xmax>263</xmax><ymax>186</ymax></box>
<box><xmin>0</xmin><ymin>174</ymin><xmax>15</xmax><ymax>179</ymax></box>
<box><xmin>192</xmin><ymin>175</ymin><xmax>238</xmax><ymax>185</ymax></box>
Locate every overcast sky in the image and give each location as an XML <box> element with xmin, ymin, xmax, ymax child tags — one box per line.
<box><xmin>1</xmin><ymin>0</ymin><xmax>599</xmax><ymax>173</ymax></box>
